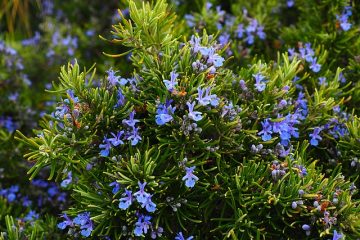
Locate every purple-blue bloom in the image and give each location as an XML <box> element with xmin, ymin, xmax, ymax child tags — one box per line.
<box><xmin>57</xmin><ymin>213</ymin><xmax>73</xmax><ymax>229</ymax></box>
<box><xmin>61</xmin><ymin>171</ymin><xmax>72</xmax><ymax>188</ymax></box>
<box><xmin>99</xmin><ymin>136</ymin><xmax>112</xmax><ymax>157</ymax></box>
<box><xmin>156</xmin><ymin>100</ymin><xmax>176</xmax><ymax>126</ymax></box>
<box><xmin>182</xmin><ymin>166</ymin><xmax>199</xmax><ymax>188</ymax></box>
<box><xmin>109</xmin><ymin>181</ymin><xmax>120</xmax><ymax>194</ymax></box>
<box><xmin>186</xmin><ymin>101</ymin><xmax>203</xmax><ymax>121</ymax></box>
<box><xmin>24</xmin><ymin>210</ymin><xmax>39</xmax><ymax>222</ymax></box>
<box><xmin>196</xmin><ymin>87</ymin><xmax>220</xmax><ymax>107</ymax></box>
<box><xmin>126</xmin><ymin>127</ymin><xmax>142</xmax><ymax>146</ymax></box>
<box><xmin>175</xmin><ymin>232</ymin><xmax>194</xmax><ymax>240</ymax></box>
<box><xmin>123</xmin><ymin>111</ymin><xmax>140</xmax><ymax>128</ymax></box>
<box><xmin>258</xmin><ymin>119</ymin><xmax>273</xmax><ymax>141</ymax></box>
<box><xmin>119</xmin><ymin>189</ymin><xmax>133</xmax><ymax>210</ymax></box>
<box><xmin>73</xmin><ymin>212</ymin><xmax>93</xmax><ymax>237</ymax></box>
<box><xmin>309</xmin><ymin>57</ymin><xmax>321</xmax><ymax>73</ymax></box>
<box><xmin>309</xmin><ymin>127</ymin><xmax>322</xmax><ymax>146</ymax></box>
<box><xmin>108</xmin><ymin>131</ymin><xmax>125</xmax><ymax>146</ymax></box>
<box><xmin>332</xmin><ymin>230</ymin><xmax>343</xmax><ymax>240</ymax></box>
<box><xmin>163</xmin><ymin>71</ymin><xmax>179</xmax><ymax>91</ymax></box>
<box><xmin>253</xmin><ymin>73</ymin><xmax>267</xmax><ymax>92</ymax></box>
<box><xmin>141</xmin><ymin>194</ymin><xmax>157</xmax><ymax>213</ymax></box>
<box><xmin>106</xmin><ymin>68</ymin><xmax>120</xmax><ymax>86</ymax></box>
<box><xmin>134</xmin><ymin>181</ymin><xmax>150</xmax><ymax>204</ymax></box>
<box><xmin>134</xmin><ymin>214</ymin><xmax>152</xmax><ymax>237</ymax></box>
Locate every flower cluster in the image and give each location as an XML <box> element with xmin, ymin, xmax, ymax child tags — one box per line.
<box><xmin>58</xmin><ymin>212</ymin><xmax>94</xmax><ymax>237</ymax></box>
<box><xmin>336</xmin><ymin>6</ymin><xmax>352</xmax><ymax>31</ymax></box>
<box><xmin>288</xmin><ymin>43</ymin><xmax>321</xmax><ymax>73</ymax></box>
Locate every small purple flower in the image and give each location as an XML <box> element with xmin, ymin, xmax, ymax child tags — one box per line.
<box><xmin>99</xmin><ymin>136</ymin><xmax>112</xmax><ymax>157</ymax></box>
<box><xmin>141</xmin><ymin>194</ymin><xmax>157</xmax><ymax>213</ymax></box>
<box><xmin>288</xmin><ymin>48</ymin><xmax>297</xmax><ymax>60</ymax></box>
<box><xmin>24</xmin><ymin>210</ymin><xmax>39</xmax><ymax>222</ymax></box>
<box><xmin>302</xmin><ymin>224</ymin><xmax>311</xmax><ymax>236</ymax></box>
<box><xmin>205</xmin><ymin>47</ymin><xmax>225</xmax><ymax>67</ymax></box>
<box><xmin>108</xmin><ymin>131</ymin><xmax>125</xmax><ymax>146</ymax></box>
<box><xmin>309</xmin><ymin>127</ymin><xmax>322</xmax><ymax>146</ymax></box>
<box><xmin>253</xmin><ymin>73</ymin><xmax>267</xmax><ymax>92</ymax></box>
<box><xmin>182</xmin><ymin>166</ymin><xmax>199</xmax><ymax>188</ymax></box>
<box><xmin>339</xmin><ymin>72</ymin><xmax>346</xmax><ymax>83</ymax></box>
<box><xmin>256</xmin><ymin>25</ymin><xmax>266</xmax><ymax>40</ymax></box>
<box><xmin>115</xmin><ymin>89</ymin><xmax>126</xmax><ymax>107</ymax></box>
<box><xmin>189</xmin><ymin>35</ymin><xmax>201</xmax><ymax>53</ymax></box>
<box><xmin>236</xmin><ymin>24</ymin><xmax>245</xmax><ymax>38</ymax></box>
<box><xmin>337</xmin><ymin>7</ymin><xmax>352</xmax><ymax>31</ymax></box>
<box><xmin>309</xmin><ymin>58</ymin><xmax>321</xmax><ymax>73</ymax></box>
<box><xmin>119</xmin><ymin>189</ymin><xmax>133</xmax><ymax>210</ymax></box>
<box><xmin>258</xmin><ymin>119</ymin><xmax>273</xmax><ymax>141</ymax></box>
<box><xmin>287</xmin><ymin>0</ymin><xmax>294</xmax><ymax>7</ymax></box>
<box><xmin>57</xmin><ymin>213</ymin><xmax>73</xmax><ymax>229</ymax></box>
<box><xmin>134</xmin><ymin>215</ymin><xmax>152</xmax><ymax>236</ymax></box>
<box><xmin>332</xmin><ymin>230</ymin><xmax>343</xmax><ymax>240</ymax></box>
<box><xmin>175</xmin><ymin>232</ymin><xmax>194</xmax><ymax>240</ymax></box>
<box><xmin>134</xmin><ymin>181</ymin><xmax>149</xmax><ymax>204</ymax></box>
<box><xmin>73</xmin><ymin>212</ymin><xmax>93</xmax><ymax>238</ymax></box>
<box><xmin>123</xmin><ymin>111</ymin><xmax>140</xmax><ymax>128</ymax></box>
<box><xmin>291</xmin><ymin>201</ymin><xmax>297</xmax><ymax>209</ymax></box>
<box><xmin>318</xmin><ymin>77</ymin><xmax>327</xmax><ymax>86</ymax></box>
<box><xmin>61</xmin><ymin>171</ymin><xmax>72</xmax><ymax>188</ymax></box>
<box><xmin>106</xmin><ymin>68</ymin><xmax>120</xmax><ymax>86</ymax></box>
<box><xmin>186</xmin><ymin>101</ymin><xmax>203</xmax><ymax>121</ymax></box>
<box><xmin>126</xmin><ymin>127</ymin><xmax>142</xmax><ymax>146</ymax></box>
<box><xmin>196</xmin><ymin>87</ymin><xmax>219</xmax><ymax>107</ymax></box>
<box><xmin>163</xmin><ymin>71</ymin><xmax>179</xmax><ymax>91</ymax></box>
<box><xmin>156</xmin><ymin>100</ymin><xmax>176</xmax><ymax>126</ymax></box>
<box><xmin>109</xmin><ymin>181</ymin><xmax>120</xmax><ymax>194</ymax></box>
<box><xmin>151</xmin><ymin>227</ymin><xmax>164</xmax><ymax>239</ymax></box>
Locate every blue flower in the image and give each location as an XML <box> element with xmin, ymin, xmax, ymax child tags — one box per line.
<box><xmin>236</xmin><ymin>24</ymin><xmax>245</xmax><ymax>38</ymax></box>
<box><xmin>309</xmin><ymin>57</ymin><xmax>321</xmax><ymax>72</ymax></box>
<box><xmin>134</xmin><ymin>215</ymin><xmax>152</xmax><ymax>236</ymax></box>
<box><xmin>163</xmin><ymin>71</ymin><xmax>179</xmax><ymax>91</ymax></box>
<box><xmin>186</xmin><ymin>101</ymin><xmax>203</xmax><ymax>121</ymax></box>
<box><xmin>115</xmin><ymin>89</ymin><xmax>126</xmax><ymax>107</ymax></box>
<box><xmin>256</xmin><ymin>25</ymin><xmax>266</xmax><ymax>40</ymax></box>
<box><xmin>287</xmin><ymin>0</ymin><xmax>294</xmax><ymax>7</ymax></box>
<box><xmin>73</xmin><ymin>212</ymin><xmax>93</xmax><ymax>238</ymax></box>
<box><xmin>108</xmin><ymin>131</ymin><xmax>125</xmax><ymax>146</ymax></box>
<box><xmin>175</xmin><ymin>232</ymin><xmax>194</xmax><ymax>240</ymax></box>
<box><xmin>253</xmin><ymin>73</ymin><xmax>267</xmax><ymax>92</ymax></box>
<box><xmin>109</xmin><ymin>181</ymin><xmax>120</xmax><ymax>194</ymax></box>
<box><xmin>61</xmin><ymin>171</ymin><xmax>72</xmax><ymax>188</ymax></box>
<box><xmin>182</xmin><ymin>166</ymin><xmax>199</xmax><ymax>188</ymax></box>
<box><xmin>336</xmin><ymin>7</ymin><xmax>352</xmax><ymax>31</ymax></box>
<box><xmin>155</xmin><ymin>100</ymin><xmax>176</xmax><ymax>126</ymax></box>
<box><xmin>141</xmin><ymin>194</ymin><xmax>157</xmax><ymax>213</ymax></box>
<box><xmin>332</xmin><ymin>230</ymin><xmax>343</xmax><ymax>240</ymax></box>
<box><xmin>123</xmin><ymin>111</ymin><xmax>140</xmax><ymax>128</ymax></box>
<box><xmin>24</xmin><ymin>210</ymin><xmax>39</xmax><ymax>222</ymax></box>
<box><xmin>126</xmin><ymin>127</ymin><xmax>142</xmax><ymax>146</ymax></box>
<box><xmin>57</xmin><ymin>213</ymin><xmax>73</xmax><ymax>229</ymax></box>
<box><xmin>119</xmin><ymin>189</ymin><xmax>133</xmax><ymax>210</ymax></box>
<box><xmin>196</xmin><ymin>87</ymin><xmax>220</xmax><ymax>107</ymax></box>
<box><xmin>318</xmin><ymin>77</ymin><xmax>327</xmax><ymax>86</ymax></box>
<box><xmin>106</xmin><ymin>68</ymin><xmax>120</xmax><ymax>86</ymax></box>
<box><xmin>302</xmin><ymin>224</ymin><xmax>311</xmax><ymax>236</ymax></box>
<box><xmin>134</xmin><ymin>181</ymin><xmax>150</xmax><ymax>204</ymax></box>
<box><xmin>206</xmin><ymin>48</ymin><xmax>225</xmax><ymax>67</ymax></box>
<box><xmin>99</xmin><ymin>136</ymin><xmax>112</xmax><ymax>157</ymax></box>
<box><xmin>309</xmin><ymin>127</ymin><xmax>322</xmax><ymax>146</ymax></box>
<box><xmin>258</xmin><ymin>119</ymin><xmax>273</xmax><ymax>141</ymax></box>
<box><xmin>189</xmin><ymin>35</ymin><xmax>201</xmax><ymax>53</ymax></box>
